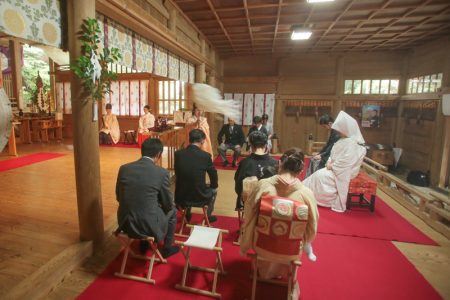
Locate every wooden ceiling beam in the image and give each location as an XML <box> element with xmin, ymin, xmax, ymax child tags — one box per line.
<box><xmin>271</xmin><ymin>0</ymin><xmax>283</xmax><ymax>53</ymax></box>
<box><xmin>307</xmin><ymin>0</ymin><xmax>355</xmax><ymax>51</ymax></box>
<box><xmin>205</xmin><ymin>0</ymin><xmax>236</xmax><ymax>53</ymax></box>
<box><xmin>329</xmin><ymin>0</ymin><xmax>395</xmax><ymax>51</ymax></box>
<box><xmin>393</xmin><ymin>23</ymin><xmax>450</xmax><ymax>49</ymax></box>
<box><xmin>243</xmin><ymin>0</ymin><xmax>254</xmax><ymax>53</ymax></box>
<box><xmin>371</xmin><ymin>5</ymin><xmax>450</xmax><ymax>49</ymax></box>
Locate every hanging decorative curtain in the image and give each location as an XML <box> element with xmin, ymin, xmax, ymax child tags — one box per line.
<box><xmin>107</xmin><ymin>19</ymin><xmax>133</xmax><ymax>69</ymax></box>
<box><xmin>168</xmin><ymin>53</ymin><xmax>179</xmax><ymax>80</ymax></box>
<box><xmin>135</xmin><ymin>35</ymin><xmax>153</xmax><ymax>73</ymax></box>
<box><xmin>0</xmin><ymin>0</ymin><xmax>62</xmax><ymax>48</ymax></box>
<box><xmin>154</xmin><ymin>45</ymin><xmax>168</xmax><ymax>77</ymax></box>
<box><xmin>188</xmin><ymin>64</ymin><xmax>195</xmax><ymax>84</ymax></box>
<box><xmin>179</xmin><ymin>59</ymin><xmax>189</xmax><ymax>83</ymax></box>
<box><xmin>222</xmin><ymin>93</ymin><xmax>275</xmax><ymax>126</ymax></box>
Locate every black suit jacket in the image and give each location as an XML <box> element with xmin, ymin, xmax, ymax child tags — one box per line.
<box><xmin>248</xmin><ymin>125</ymin><xmax>269</xmax><ymax>137</ymax></box>
<box><xmin>175</xmin><ymin>145</ymin><xmax>218</xmax><ymax>207</ymax></box>
<box><xmin>319</xmin><ymin>129</ymin><xmax>340</xmax><ymax>168</ymax></box>
<box><xmin>116</xmin><ymin>157</ymin><xmax>173</xmax><ymax>241</ymax></box>
<box><xmin>218</xmin><ymin>124</ymin><xmax>245</xmax><ymax>146</ymax></box>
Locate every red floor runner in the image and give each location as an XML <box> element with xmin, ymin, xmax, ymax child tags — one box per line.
<box><xmin>213</xmin><ymin>155</ymin><xmax>245</xmax><ymax>170</ymax></box>
<box><xmin>78</xmin><ymin>215</ymin><xmax>442</xmax><ymax>300</ymax></box>
<box><xmin>317</xmin><ymin>198</ymin><xmax>437</xmax><ymax>245</ymax></box>
<box><xmin>100</xmin><ymin>143</ymin><xmax>139</xmax><ymax>148</ymax></box>
<box><xmin>0</xmin><ymin>152</ymin><xmax>65</xmax><ymax>172</ymax></box>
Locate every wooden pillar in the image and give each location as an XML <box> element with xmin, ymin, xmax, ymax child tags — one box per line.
<box><xmin>67</xmin><ymin>0</ymin><xmax>104</xmax><ymax>247</ymax></box>
<box><xmin>208</xmin><ymin>70</ymin><xmax>216</xmax><ymax>87</ymax></box>
<box><xmin>334</xmin><ymin>56</ymin><xmax>344</xmax><ymax>116</ymax></box>
<box><xmin>438</xmin><ymin>117</ymin><xmax>450</xmax><ymax>188</ymax></box>
<box><xmin>9</xmin><ymin>40</ymin><xmax>23</xmax><ymax>109</ymax></box>
<box><xmin>49</xmin><ymin>58</ymin><xmax>57</xmax><ymax>113</ymax></box>
<box><xmin>196</xmin><ymin>63</ymin><xmax>206</xmax><ymax>84</ymax></box>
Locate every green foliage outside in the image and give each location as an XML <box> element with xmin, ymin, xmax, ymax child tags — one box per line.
<box><xmin>22</xmin><ymin>45</ymin><xmax>50</xmax><ymax>105</ymax></box>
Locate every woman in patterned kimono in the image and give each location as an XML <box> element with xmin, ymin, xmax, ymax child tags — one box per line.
<box><xmin>99</xmin><ymin>103</ymin><xmax>120</xmax><ymax>144</ymax></box>
<box><xmin>186</xmin><ymin>106</ymin><xmax>213</xmax><ymax>157</ymax></box>
<box><xmin>240</xmin><ymin>148</ymin><xmax>319</xmax><ymax>297</ymax></box>
<box><xmin>303</xmin><ymin>111</ymin><xmax>366</xmax><ymax>213</ymax></box>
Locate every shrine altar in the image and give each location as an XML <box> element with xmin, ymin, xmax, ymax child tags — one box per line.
<box><xmin>138</xmin><ymin>126</ymin><xmax>187</xmax><ymax>169</ymax></box>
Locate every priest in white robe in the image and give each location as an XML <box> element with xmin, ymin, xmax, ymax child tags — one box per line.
<box><xmin>100</xmin><ymin>103</ymin><xmax>120</xmax><ymax>144</ymax></box>
<box><xmin>138</xmin><ymin>105</ymin><xmax>155</xmax><ymax>133</ymax></box>
<box><xmin>303</xmin><ymin>111</ymin><xmax>366</xmax><ymax>213</ymax></box>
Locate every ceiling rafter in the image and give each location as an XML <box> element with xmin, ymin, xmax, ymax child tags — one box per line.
<box><xmin>173</xmin><ymin>0</ymin><xmax>450</xmax><ymax>56</ymax></box>
<box><xmin>205</xmin><ymin>0</ymin><xmax>236</xmax><ymax>54</ymax></box>
<box><xmin>243</xmin><ymin>0</ymin><xmax>254</xmax><ymax>53</ymax></box>
<box><xmin>271</xmin><ymin>0</ymin><xmax>283</xmax><ymax>53</ymax></box>
<box><xmin>307</xmin><ymin>0</ymin><xmax>356</xmax><ymax>51</ymax></box>
<box><xmin>371</xmin><ymin>5</ymin><xmax>450</xmax><ymax>50</ymax></box>
<box><xmin>329</xmin><ymin>0</ymin><xmax>395</xmax><ymax>51</ymax></box>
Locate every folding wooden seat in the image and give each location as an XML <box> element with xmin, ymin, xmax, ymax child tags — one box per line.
<box><xmin>113</xmin><ymin>231</ymin><xmax>167</xmax><ymax>284</ymax></box>
<box><xmin>347</xmin><ymin>171</ymin><xmax>377</xmax><ymax>212</ymax></box>
<box><xmin>175</xmin><ymin>225</ymin><xmax>229</xmax><ymax>298</ymax></box>
<box><xmin>234</xmin><ymin>176</ymin><xmax>258</xmax><ymax>245</ymax></box>
<box><xmin>176</xmin><ymin>205</ymin><xmax>211</xmax><ymax>238</ymax></box>
<box><xmin>248</xmin><ymin>194</ymin><xmax>309</xmax><ymax>300</ymax></box>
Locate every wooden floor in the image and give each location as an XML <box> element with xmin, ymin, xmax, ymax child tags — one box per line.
<box><xmin>1</xmin><ymin>141</ymin><xmax>449</xmax><ymax>299</ymax></box>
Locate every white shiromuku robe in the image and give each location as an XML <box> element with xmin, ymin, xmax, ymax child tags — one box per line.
<box><xmin>138</xmin><ymin>112</ymin><xmax>155</xmax><ymax>133</ymax></box>
<box><xmin>303</xmin><ymin>111</ymin><xmax>366</xmax><ymax>213</ymax></box>
<box><xmin>100</xmin><ymin>114</ymin><xmax>120</xmax><ymax>144</ymax></box>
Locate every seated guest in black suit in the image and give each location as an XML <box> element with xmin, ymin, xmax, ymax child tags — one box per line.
<box><xmin>175</xmin><ymin>129</ymin><xmax>219</xmax><ymax>222</ymax></box>
<box><xmin>234</xmin><ymin>131</ymin><xmax>278</xmax><ymax>210</ymax></box>
<box><xmin>217</xmin><ymin>118</ymin><xmax>245</xmax><ymax>167</ymax></box>
<box><xmin>116</xmin><ymin>138</ymin><xmax>179</xmax><ymax>258</ymax></box>
<box><xmin>248</xmin><ymin>116</ymin><xmax>269</xmax><ymax>137</ymax></box>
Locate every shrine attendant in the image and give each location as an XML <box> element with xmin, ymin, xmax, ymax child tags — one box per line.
<box><xmin>138</xmin><ymin>105</ymin><xmax>155</xmax><ymax>133</ymax></box>
<box><xmin>100</xmin><ymin>103</ymin><xmax>120</xmax><ymax>144</ymax></box>
<box><xmin>303</xmin><ymin>111</ymin><xmax>366</xmax><ymax>213</ymax></box>
<box><xmin>186</xmin><ymin>106</ymin><xmax>213</xmax><ymax>157</ymax></box>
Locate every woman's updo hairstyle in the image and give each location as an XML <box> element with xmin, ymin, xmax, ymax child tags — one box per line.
<box><xmin>279</xmin><ymin>148</ymin><xmax>304</xmax><ymax>174</ymax></box>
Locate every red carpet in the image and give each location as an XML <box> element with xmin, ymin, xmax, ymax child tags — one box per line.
<box><xmin>100</xmin><ymin>143</ymin><xmax>139</xmax><ymax>148</ymax></box>
<box><xmin>0</xmin><ymin>152</ymin><xmax>65</xmax><ymax>172</ymax></box>
<box><xmin>213</xmin><ymin>155</ymin><xmax>245</xmax><ymax>170</ymax></box>
<box><xmin>317</xmin><ymin>198</ymin><xmax>437</xmax><ymax>245</ymax></box>
<box><xmin>78</xmin><ymin>215</ymin><xmax>442</xmax><ymax>300</ymax></box>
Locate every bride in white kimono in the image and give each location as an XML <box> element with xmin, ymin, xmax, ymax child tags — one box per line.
<box><xmin>303</xmin><ymin>111</ymin><xmax>366</xmax><ymax>213</ymax></box>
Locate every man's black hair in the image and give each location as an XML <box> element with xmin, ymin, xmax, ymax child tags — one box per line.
<box><xmin>189</xmin><ymin>129</ymin><xmax>206</xmax><ymax>143</ymax></box>
<box><xmin>105</xmin><ymin>103</ymin><xmax>112</xmax><ymax>110</ymax></box>
<box><xmin>319</xmin><ymin>114</ymin><xmax>334</xmax><ymax>125</ymax></box>
<box><xmin>253</xmin><ymin>116</ymin><xmax>262</xmax><ymax>124</ymax></box>
<box><xmin>141</xmin><ymin>138</ymin><xmax>163</xmax><ymax>158</ymax></box>
<box><xmin>249</xmin><ymin>131</ymin><xmax>268</xmax><ymax>148</ymax></box>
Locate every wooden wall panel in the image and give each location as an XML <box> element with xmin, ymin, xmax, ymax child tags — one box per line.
<box><xmin>407</xmin><ymin>38</ymin><xmax>450</xmax><ymax>77</ymax></box>
<box><xmin>343</xmin><ymin>52</ymin><xmax>405</xmax><ymax>78</ymax></box>
<box><xmin>223</xmin><ymin>56</ymin><xmax>278</xmax><ymax>77</ymax></box>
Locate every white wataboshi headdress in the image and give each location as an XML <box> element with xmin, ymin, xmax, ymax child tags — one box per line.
<box><xmin>192</xmin><ymin>83</ymin><xmax>241</xmax><ymax>121</ymax></box>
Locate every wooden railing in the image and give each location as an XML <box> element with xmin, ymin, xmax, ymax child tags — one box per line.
<box><xmin>307</xmin><ymin>141</ymin><xmax>326</xmax><ymax>155</ymax></box>
<box><xmin>361</xmin><ymin>156</ymin><xmax>449</xmax><ymax>239</ymax></box>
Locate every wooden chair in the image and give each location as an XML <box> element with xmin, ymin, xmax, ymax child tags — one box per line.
<box><xmin>113</xmin><ymin>231</ymin><xmax>167</xmax><ymax>284</ymax></box>
<box><xmin>347</xmin><ymin>172</ymin><xmax>377</xmax><ymax>212</ymax></box>
<box><xmin>175</xmin><ymin>225</ymin><xmax>229</xmax><ymax>298</ymax></box>
<box><xmin>176</xmin><ymin>205</ymin><xmax>211</xmax><ymax>238</ymax></box>
<box><xmin>234</xmin><ymin>176</ymin><xmax>258</xmax><ymax>245</ymax></box>
<box><xmin>248</xmin><ymin>194</ymin><xmax>309</xmax><ymax>300</ymax></box>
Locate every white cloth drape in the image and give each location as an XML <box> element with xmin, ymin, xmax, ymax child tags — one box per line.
<box><xmin>303</xmin><ymin>111</ymin><xmax>366</xmax><ymax>212</ymax></box>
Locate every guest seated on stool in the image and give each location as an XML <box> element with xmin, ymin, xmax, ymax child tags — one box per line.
<box><xmin>138</xmin><ymin>105</ymin><xmax>155</xmax><ymax>134</ymax></box>
<box><xmin>234</xmin><ymin>131</ymin><xmax>277</xmax><ymax>210</ymax></box>
<box><xmin>217</xmin><ymin>118</ymin><xmax>245</xmax><ymax>167</ymax></box>
<box><xmin>116</xmin><ymin>138</ymin><xmax>179</xmax><ymax>258</ymax></box>
<box><xmin>240</xmin><ymin>148</ymin><xmax>319</xmax><ymax>265</ymax></box>
<box><xmin>175</xmin><ymin>129</ymin><xmax>219</xmax><ymax>223</ymax></box>
<box><xmin>99</xmin><ymin>103</ymin><xmax>120</xmax><ymax>144</ymax></box>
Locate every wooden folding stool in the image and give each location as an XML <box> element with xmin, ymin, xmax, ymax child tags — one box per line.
<box><xmin>175</xmin><ymin>225</ymin><xmax>229</xmax><ymax>298</ymax></box>
<box><xmin>113</xmin><ymin>231</ymin><xmax>167</xmax><ymax>284</ymax></box>
<box><xmin>176</xmin><ymin>205</ymin><xmax>211</xmax><ymax>238</ymax></box>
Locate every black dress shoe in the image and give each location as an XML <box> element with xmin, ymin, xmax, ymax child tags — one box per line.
<box><xmin>222</xmin><ymin>160</ymin><xmax>229</xmax><ymax>167</ymax></box>
<box><xmin>185</xmin><ymin>208</ymin><xmax>192</xmax><ymax>222</ymax></box>
<box><xmin>139</xmin><ymin>240</ymin><xmax>150</xmax><ymax>254</ymax></box>
<box><xmin>208</xmin><ymin>216</ymin><xmax>218</xmax><ymax>223</ymax></box>
<box><xmin>161</xmin><ymin>246</ymin><xmax>180</xmax><ymax>258</ymax></box>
